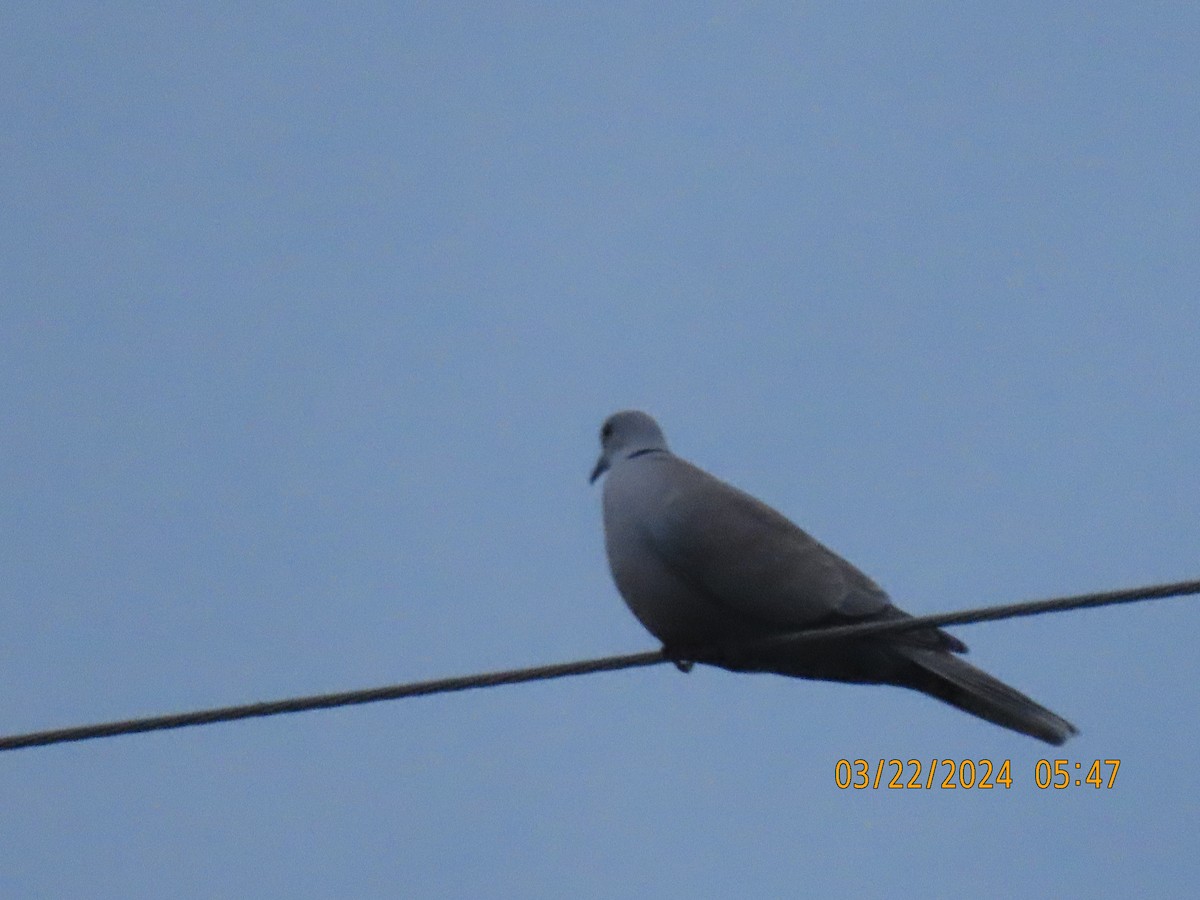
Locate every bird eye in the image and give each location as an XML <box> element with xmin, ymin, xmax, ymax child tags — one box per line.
<box><xmin>601</xmin><ymin>422</ymin><xmax>613</xmax><ymax>440</ymax></box>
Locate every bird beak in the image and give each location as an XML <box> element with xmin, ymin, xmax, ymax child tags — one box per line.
<box><xmin>589</xmin><ymin>455</ymin><xmax>609</xmax><ymax>484</ymax></box>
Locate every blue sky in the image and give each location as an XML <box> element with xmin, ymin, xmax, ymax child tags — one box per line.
<box><xmin>2</xmin><ymin>3</ymin><xmax>1198</xmax><ymax>897</ymax></box>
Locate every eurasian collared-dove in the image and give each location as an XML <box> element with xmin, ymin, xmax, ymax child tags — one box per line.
<box><xmin>590</xmin><ymin>410</ymin><xmax>1076</xmax><ymax>745</ymax></box>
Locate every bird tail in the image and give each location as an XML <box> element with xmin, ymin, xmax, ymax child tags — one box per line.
<box><xmin>899</xmin><ymin>648</ymin><xmax>1078</xmax><ymax>745</ymax></box>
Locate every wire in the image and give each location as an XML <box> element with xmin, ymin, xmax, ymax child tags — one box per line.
<box><xmin>0</xmin><ymin>650</ymin><xmax>668</xmax><ymax>752</ymax></box>
<box><xmin>741</xmin><ymin>576</ymin><xmax>1200</xmax><ymax>652</ymax></box>
<box><xmin>2</xmin><ymin>577</ymin><xmax>1197</xmax><ymax>753</ymax></box>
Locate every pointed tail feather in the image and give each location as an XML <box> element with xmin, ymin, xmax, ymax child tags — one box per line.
<box><xmin>900</xmin><ymin>648</ymin><xmax>1078</xmax><ymax>745</ymax></box>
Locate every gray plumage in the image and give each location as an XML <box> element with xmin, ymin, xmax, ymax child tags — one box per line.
<box><xmin>590</xmin><ymin>410</ymin><xmax>1076</xmax><ymax>745</ymax></box>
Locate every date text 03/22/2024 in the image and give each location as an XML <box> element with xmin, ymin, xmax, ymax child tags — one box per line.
<box><xmin>834</xmin><ymin>758</ymin><xmax>1121</xmax><ymax>790</ymax></box>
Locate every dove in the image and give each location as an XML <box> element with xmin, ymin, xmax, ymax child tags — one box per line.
<box><xmin>590</xmin><ymin>410</ymin><xmax>1076</xmax><ymax>745</ymax></box>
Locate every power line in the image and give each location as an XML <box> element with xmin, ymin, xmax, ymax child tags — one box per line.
<box><xmin>741</xmin><ymin>576</ymin><xmax>1200</xmax><ymax>652</ymax></box>
<box><xmin>2</xmin><ymin>577</ymin><xmax>1197</xmax><ymax>753</ymax></box>
<box><xmin>0</xmin><ymin>650</ymin><xmax>668</xmax><ymax>753</ymax></box>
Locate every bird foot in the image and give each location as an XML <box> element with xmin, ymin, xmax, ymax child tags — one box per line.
<box><xmin>663</xmin><ymin>647</ymin><xmax>695</xmax><ymax>673</ymax></box>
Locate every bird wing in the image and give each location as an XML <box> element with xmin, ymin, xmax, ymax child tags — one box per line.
<box><xmin>640</xmin><ymin>455</ymin><xmax>893</xmax><ymax>630</ymax></box>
